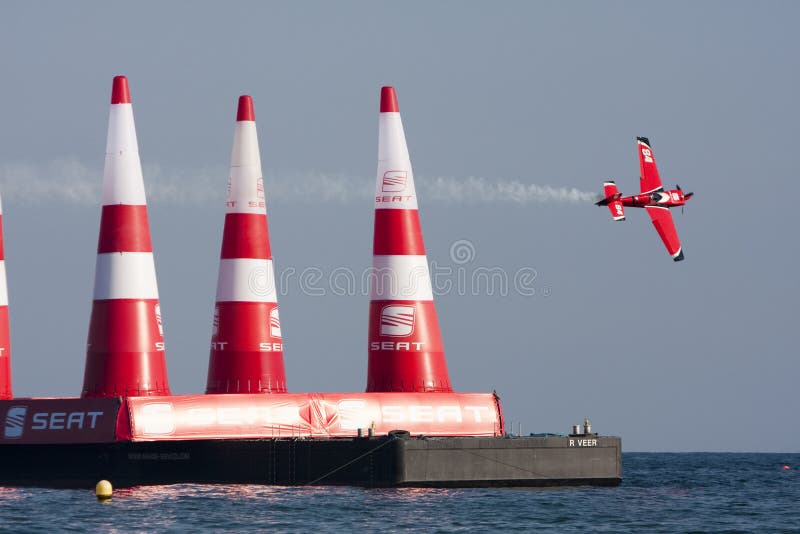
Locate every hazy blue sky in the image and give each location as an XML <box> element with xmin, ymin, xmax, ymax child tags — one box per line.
<box><xmin>0</xmin><ymin>1</ymin><xmax>797</xmax><ymax>451</ymax></box>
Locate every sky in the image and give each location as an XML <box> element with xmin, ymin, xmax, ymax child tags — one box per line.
<box><xmin>0</xmin><ymin>1</ymin><xmax>797</xmax><ymax>452</ymax></box>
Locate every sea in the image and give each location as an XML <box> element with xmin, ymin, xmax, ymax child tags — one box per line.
<box><xmin>0</xmin><ymin>453</ymin><xmax>798</xmax><ymax>532</ymax></box>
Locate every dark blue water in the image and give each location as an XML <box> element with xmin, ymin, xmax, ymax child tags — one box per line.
<box><xmin>0</xmin><ymin>453</ymin><xmax>798</xmax><ymax>532</ymax></box>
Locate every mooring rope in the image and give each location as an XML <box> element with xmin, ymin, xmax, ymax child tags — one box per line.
<box><xmin>457</xmin><ymin>447</ymin><xmax>551</xmax><ymax>479</ymax></box>
<box><xmin>304</xmin><ymin>437</ymin><xmax>399</xmax><ymax>486</ymax></box>
<box><xmin>305</xmin><ymin>437</ymin><xmax>566</xmax><ymax>485</ymax></box>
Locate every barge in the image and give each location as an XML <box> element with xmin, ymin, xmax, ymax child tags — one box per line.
<box><xmin>0</xmin><ymin>78</ymin><xmax>621</xmax><ymax>489</ymax></box>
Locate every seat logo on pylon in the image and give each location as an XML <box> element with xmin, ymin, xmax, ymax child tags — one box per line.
<box><xmin>256</xmin><ymin>178</ymin><xmax>265</xmax><ymax>200</ymax></box>
<box><xmin>380</xmin><ymin>305</ymin><xmax>416</xmax><ymax>337</ymax></box>
<box><xmin>155</xmin><ymin>304</ymin><xmax>164</xmax><ymax>336</ymax></box>
<box><xmin>270</xmin><ymin>308</ymin><xmax>282</xmax><ymax>338</ymax></box>
<box><xmin>382</xmin><ymin>171</ymin><xmax>408</xmax><ymax>192</ymax></box>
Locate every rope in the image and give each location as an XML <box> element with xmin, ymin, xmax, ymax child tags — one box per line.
<box><xmin>305</xmin><ymin>437</ymin><xmax>560</xmax><ymax>485</ymax></box>
<box><xmin>304</xmin><ymin>437</ymin><xmax>398</xmax><ymax>486</ymax></box>
<box><xmin>457</xmin><ymin>447</ymin><xmax>550</xmax><ymax>479</ymax></box>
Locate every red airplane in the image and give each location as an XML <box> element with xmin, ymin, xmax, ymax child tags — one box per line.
<box><xmin>596</xmin><ymin>137</ymin><xmax>693</xmax><ymax>261</ymax></box>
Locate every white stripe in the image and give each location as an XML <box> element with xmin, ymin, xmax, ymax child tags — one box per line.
<box><xmin>0</xmin><ymin>261</ymin><xmax>7</xmax><ymax>306</ymax></box>
<box><xmin>102</xmin><ymin>154</ymin><xmax>147</xmax><ymax>205</ymax></box>
<box><xmin>642</xmin><ymin>186</ymin><xmax>663</xmax><ymax>195</ymax></box>
<box><xmin>378</xmin><ymin>113</ymin><xmax>410</xmax><ymax>162</ymax></box>
<box><xmin>216</xmin><ymin>258</ymin><xmax>278</xmax><ymax>302</ymax></box>
<box><xmin>93</xmin><ymin>252</ymin><xmax>159</xmax><ymax>299</ymax></box>
<box><xmin>376</xmin><ymin>112</ymin><xmax>418</xmax><ymax>210</ymax></box>
<box><xmin>230</xmin><ymin>122</ymin><xmax>262</xmax><ymax>169</ymax></box>
<box><xmin>102</xmin><ymin>104</ymin><xmax>147</xmax><ymax>205</ymax></box>
<box><xmin>106</xmin><ymin>105</ymin><xmax>140</xmax><ymax>155</ymax></box>
<box><xmin>226</xmin><ymin>122</ymin><xmax>265</xmax><ymax>215</ymax></box>
<box><xmin>370</xmin><ymin>255</ymin><xmax>433</xmax><ymax>300</ymax></box>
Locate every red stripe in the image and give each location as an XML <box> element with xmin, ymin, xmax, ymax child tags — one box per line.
<box><xmin>373</xmin><ymin>209</ymin><xmax>426</xmax><ymax>255</ymax></box>
<box><xmin>0</xmin><ymin>306</ymin><xmax>10</xmax><ymax>399</ymax></box>
<box><xmin>220</xmin><ymin>213</ymin><xmax>272</xmax><ymax>259</ymax></box>
<box><xmin>366</xmin><ymin>353</ymin><xmax>451</xmax><ymax>392</ymax></box>
<box><xmin>207</xmin><ymin>301</ymin><xmax>286</xmax><ymax>393</ymax></box>
<box><xmin>111</xmin><ymin>76</ymin><xmax>131</xmax><ymax>104</ymax></box>
<box><xmin>0</xmin><ymin>306</ymin><xmax>9</xmax><ymax>350</ymax></box>
<box><xmin>83</xmin><ymin>298</ymin><xmax>170</xmax><ymax>397</ymax></box>
<box><xmin>211</xmin><ymin>302</ymin><xmax>282</xmax><ymax>347</ymax></box>
<box><xmin>206</xmin><ymin>352</ymin><xmax>287</xmax><ymax>393</ymax></box>
<box><xmin>85</xmin><ymin>299</ymin><xmax>164</xmax><ymax>351</ymax></box>
<box><xmin>97</xmin><ymin>205</ymin><xmax>153</xmax><ymax>253</ymax></box>
<box><xmin>82</xmin><ymin>350</ymin><xmax>170</xmax><ymax>397</ymax></box>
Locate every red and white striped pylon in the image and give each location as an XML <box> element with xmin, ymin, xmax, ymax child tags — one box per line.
<box><xmin>366</xmin><ymin>86</ymin><xmax>452</xmax><ymax>393</ymax></box>
<box><xmin>0</xmin><ymin>195</ymin><xmax>11</xmax><ymax>400</ymax></box>
<box><xmin>81</xmin><ymin>76</ymin><xmax>170</xmax><ymax>398</ymax></box>
<box><xmin>205</xmin><ymin>95</ymin><xmax>287</xmax><ymax>394</ymax></box>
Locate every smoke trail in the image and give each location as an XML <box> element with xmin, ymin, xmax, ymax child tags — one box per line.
<box><xmin>420</xmin><ymin>176</ymin><xmax>596</xmax><ymax>205</ymax></box>
<box><xmin>0</xmin><ymin>161</ymin><xmax>596</xmax><ymax>206</ymax></box>
<box><xmin>0</xmin><ymin>160</ymin><xmax>101</xmax><ymax>205</ymax></box>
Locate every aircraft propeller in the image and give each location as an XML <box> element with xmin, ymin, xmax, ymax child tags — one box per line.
<box><xmin>676</xmin><ymin>184</ymin><xmax>694</xmax><ymax>214</ymax></box>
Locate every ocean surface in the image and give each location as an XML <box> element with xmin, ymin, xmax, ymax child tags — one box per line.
<box><xmin>0</xmin><ymin>453</ymin><xmax>798</xmax><ymax>532</ymax></box>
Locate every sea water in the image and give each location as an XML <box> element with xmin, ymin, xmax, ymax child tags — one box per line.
<box><xmin>0</xmin><ymin>453</ymin><xmax>798</xmax><ymax>532</ymax></box>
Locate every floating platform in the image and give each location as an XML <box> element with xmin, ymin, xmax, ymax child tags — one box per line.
<box><xmin>0</xmin><ymin>434</ymin><xmax>621</xmax><ymax>488</ymax></box>
<box><xmin>0</xmin><ymin>396</ymin><xmax>620</xmax><ymax>488</ymax></box>
<box><xmin>0</xmin><ymin>80</ymin><xmax>624</xmax><ymax>490</ymax></box>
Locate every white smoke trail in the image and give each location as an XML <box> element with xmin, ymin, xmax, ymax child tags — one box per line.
<box><xmin>420</xmin><ymin>176</ymin><xmax>596</xmax><ymax>205</ymax></box>
<box><xmin>0</xmin><ymin>161</ymin><xmax>596</xmax><ymax>206</ymax></box>
<box><xmin>0</xmin><ymin>160</ymin><xmax>101</xmax><ymax>205</ymax></box>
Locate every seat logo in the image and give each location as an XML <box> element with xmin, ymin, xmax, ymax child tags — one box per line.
<box><xmin>155</xmin><ymin>304</ymin><xmax>164</xmax><ymax>335</ymax></box>
<box><xmin>3</xmin><ymin>406</ymin><xmax>27</xmax><ymax>439</ymax></box>
<box><xmin>380</xmin><ymin>305</ymin><xmax>415</xmax><ymax>337</ymax></box>
<box><xmin>270</xmin><ymin>307</ymin><xmax>282</xmax><ymax>338</ymax></box>
<box><xmin>140</xmin><ymin>403</ymin><xmax>175</xmax><ymax>435</ymax></box>
<box><xmin>382</xmin><ymin>171</ymin><xmax>407</xmax><ymax>192</ymax></box>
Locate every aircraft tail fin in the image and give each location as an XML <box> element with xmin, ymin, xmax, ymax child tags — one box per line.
<box><xmin>596</xmin><ymin>181</ymin><xmax>625</xmax><ymax>221</ymax></box>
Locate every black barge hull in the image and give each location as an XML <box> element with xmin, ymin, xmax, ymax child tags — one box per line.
<box><xmin>0</xmin><ymin>435</ymin><xmax>621</xmax><ymax>488</ymax></box>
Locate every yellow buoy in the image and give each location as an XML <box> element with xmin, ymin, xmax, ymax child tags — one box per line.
<box><xmin>95</xmin><ymin>480</ymin><xmax>113</xmax><ymax>501</ymax></box>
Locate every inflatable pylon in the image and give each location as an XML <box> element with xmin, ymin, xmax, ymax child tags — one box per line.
<box><xmin>206</xmin><ymin>95</ymin><xmax>287</xmax><ymax>394</ymax></box>
<box><xmin>82</xmin><ymin>76</ymin><xmax>170</xmax><ymax>398</ymax></box>
<box><xmin>366</xmin><ymin>86</ymin><xmax>452</xmax><ymax>392</ymax></box>
<box><xmin>0</xmin><ymin>195</ymin><xmax>11</xmax><ymax>399</ymax></box>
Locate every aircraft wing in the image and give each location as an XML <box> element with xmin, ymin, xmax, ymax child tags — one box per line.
<box><xmin>645</xmin><ymin>206</ymin><xmax>684</xmax><ymax>261</ymax></box>
<box><xmin>637</xmin><ymin>137</ymin><xmax>663</xmax><ymax>194</ymax></box>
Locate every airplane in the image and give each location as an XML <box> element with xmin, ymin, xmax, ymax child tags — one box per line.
<box><xmin>596</xmin><ymin>137</ymin><xmax>693</xmax><ymax>261</ymax></box>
